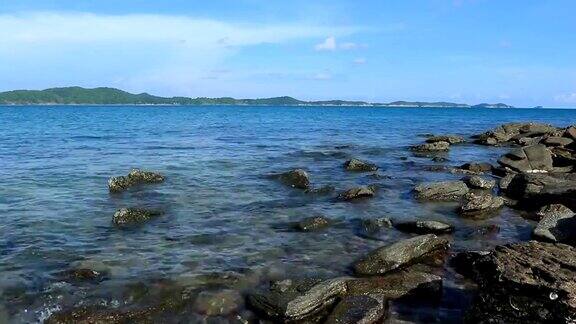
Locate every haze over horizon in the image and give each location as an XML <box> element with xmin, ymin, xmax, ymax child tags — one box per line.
<box><xmin>1</xmin><ymin>1</ymin><xmax>575</xmax><ymax>108</ymax></box>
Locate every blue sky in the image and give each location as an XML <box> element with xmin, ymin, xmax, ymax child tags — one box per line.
<box><xmin>0</xmin><ymin>0</ymin><xmax>575</xmax><ymax>107</ymax></box>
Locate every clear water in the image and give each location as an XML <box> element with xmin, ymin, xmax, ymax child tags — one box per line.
<box><xmin>0</xmin><ymin>106</ymin><xmax>574</xmax><ymax>322</ymax></box>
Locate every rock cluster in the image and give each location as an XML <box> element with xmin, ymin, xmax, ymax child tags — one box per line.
<box><xmin>108</xmin><ymin>169</ymin><xmax>165</xmax><ymax>193</ymax></box>
<box><xmin>112</xmin><ymin>208</ymin><xmax>162</xmax><ymax>226</ymax></box>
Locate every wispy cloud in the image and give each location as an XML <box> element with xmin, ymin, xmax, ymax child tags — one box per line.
<box><xmin>314</xmin><ymin>36</ymin><xmax>365</xmax><ymax>51</ymax></box>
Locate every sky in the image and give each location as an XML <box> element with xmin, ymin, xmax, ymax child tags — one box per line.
<box><xmin>0</xmin><ymin>0</ymin><xmax>575</xmax><ymax>107</ymax></box>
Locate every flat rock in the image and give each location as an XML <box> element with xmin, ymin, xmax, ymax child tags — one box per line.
<box><xmin>353</xmin><ymin>234</ymin><xmax>449</xmax><ymax>275</ymax></box>
<box><xmin>565</xmin><ymin>126</ymin><xmax>576</xmax><ymax>140</ymax></box>
<box><xmin>414</xmin><ymin>181</ymin><xmax>469</xmax><ymax>201</ymax></box>
<box><xmin>344</xmin><ymin>158</ymin><xmax>378</xmax><ymax>172</ymax></box>
<box><xmin>296</xmin><ymin>216</ymin><xmax>331</xmax><ymax>231</ymax></box>
<box><xmin>464</xmin><ymin>175</ymin><xmax>496</xmax><ymax>190</ymax></box>
<box><xmin>108</xmin><ymin>169</ymin><xmax>165</xmax><ymax>193</ymax></box>
<box><xmin>338</xmin><ymin>185</ymin><xmax>377</xmax><ymax>201</ymax></box>
<box><xmin>459</xmin><ymin>162</ymin><xmax>493</xmax><ymax>173</ymax></box>
<box><xmin>463</xmin><ymin>241</ymin><xmax>576</xmax><ymax>323</ymax></box>
<box><xmin>325</xmin><ymin>294</ymin><xmax>388</xmax><ymax>324</ymax></box>
<box><xmin>502</xmin><ymin>173</ymin><xmax>576</xmax><ymax>210</ymax></box>
<box><xmin>425</xmin><ymin>135</ymin><xmax>465</xmax><ymax>144</ymax></box>
<box><xmin>533</xmin><ymin>204</ymin><xmax>576</xmax><ymax>245</ymax></box>
<box><xmin>411</xmin><ymin>141</ymin><xmax>450</xmax><ymax>152</ymax></box>
<box><xmin>459</xmin><ymin>192</ymin><xmax>504</xmax><ymax>216</ymax></box>
<box><xmin>279</xmin><ymin>169</ymin><xmax>311</xmax><ymax>189</ymax></box>
<box><xmin>394</xmin><ymin>220</ymin><xmax>454</xmax><ymax>234</ymax></box>
<box><xmin>346</xmin><ymin>268</ymin><xmax>442</xmax><ymax>299</ymax></box>
<box><xmin>498</xmin><ymin>144</ymin><xmax>553</xmax><ymax>173</ymax></box>
<box><xmin>112</xmin><ymin>208</ymin><xmax>162</xmax><ymax>226</ymax></box>
<box><xmin>543</xmin><ymin>136</ymin><xmax>574</xmax><ymax>147</ymax></box>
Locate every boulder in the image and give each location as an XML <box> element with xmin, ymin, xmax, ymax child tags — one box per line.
<box><xmin>108</xmin><ymin>169</ymin><xmax>165</xmax><ymax>193</ymax></box>
<box><xmin>338</xmin><ymin>185</ymin><xmax>377</xmax><ymax>201</ymax></box>
<box><xmin>542</xmin><ymin>136</ymin><xmax>574</xmax><ymax>147</ymax></box>
<box><xmin>464</xmin><ymin>175</ymin><xmax>496</xmax><ymax>190</ymax></box>
<box><xmin>353</xmin><ymin>235</ymin><xmax>449</xmax><ymax>275</ymax></box>
<box><xmin>459</xmin><ymin>192</ymin><xmax>504</xmax><ymax>216</ymax></box>
<box><xmin>414</xmin><ymin>181</ymin><xmax>469</xmax><ymax>201</ymax></box>
<box><xmin>475</xmin><ymin>122</ymin><xmax>559</xmax><ymax>146</ymax></box>
<box><xmin>325</xmin><ymin>295</ymin><xmax>388</xmax><ymax>324</ymax></box>
<box><xmin>498</xmin><ymin>144</ymin><xmax>553</xmax><ymax>173</ymax></box>
<box><xmin>502</xmin><ymin>173</ymin><xmax>576</xmax><ymax>210</ymax></box>
<box><xmin>112</xmin><ymin>208</ymin><xmax>162</xmax><ymax>226</ymax></box>
<box><xmin>344</xmin><ymin>158</ymin><xmax>378</xmax><ymax>172</ymax></box>
<box><xmin>296</xmin><ymin>216</ymin><xmax>331</xmax><ymax>231</ymax></box>
<box><xmin>361</xmin><ymin>218</ymin><xmax>393</xmax><ymax>233</ymax></box>
<box><xmin>425</xmin><ymin>135</ymin><xmax>465</xmax><ymax>144</ymax></box>
<box><xmin>463</xmin><ymin>241</ymin><xmax>576</xmax><ymax>323</ymax></box>
<box><xmin>565</xmin><ymin>126</ymin><xmax>576</xmax><ymax>140</ymax></box>
<box><xmin>411</xmin><ymin>141</ymin><xmax>450</xmax><ymax>152</ymax></box>
<box><xmin>533</xmin><ymin>204</ymin><xmax>576</xmax><ymax>245</ymax></box>
<box><xmin>279</xmin><ymin>169</ymin><xmax>311</xmax><ymax>189</ymax></box>
<box><xmin>393</xmin><ymin>220</ymin><xmax>454</xmax><ymax>234</ymax></box>
<box><xmin>459</xmin><ymin>162</ymin><xmax>493</xmax><ymax>173</ymax></box>
<box><xmin>247</xmin><ymin>277</ymin><xmax>348</xmax><ymax>321</ymax></box>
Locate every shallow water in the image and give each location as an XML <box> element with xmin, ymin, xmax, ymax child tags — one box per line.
<box><xmin>0</xmin><ymin>106</ymin><xmax>574</xmax><ymax>322</ymax></box>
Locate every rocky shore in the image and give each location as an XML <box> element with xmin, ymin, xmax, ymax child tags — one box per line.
<box><xmin>44</xmin><ymin>122</ymin><xmax>576</xmax><ymax>323</ymax></box>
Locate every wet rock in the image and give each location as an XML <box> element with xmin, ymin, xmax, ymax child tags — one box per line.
<box><xmin>353</xmin><ymin>234</ymin><xmax>449</xmax><ymax>275</ymax></box>
<box><xmin>337</xmin><ymin>185</ymin><xmax>377</xmax><ymax>201</ymax></box>
<box><xmin>296</xmin><ymin>216</ymin><xmax>331</xmax><ymax>231</ymax></box>
<box><xmin>502</xmin><ymin>173</ymin><xmax>576</xmax><ymax>210</ymax></box>
<box><xmin>411</xmin><ymin>141</ymin><xmax>450</xmax><ymax>152</ymax></box>
<box><xmin>112</xmin><ymin>208</ymin><xmax>162</xmax><ymax>226</ymax></box>
<box><xmin>426</xmin><ymin>135</ymin><xmax>465</xmax><ymax>144</ymax></box>
<box><xmin>247</xmin><ymin>277</ymin><xmax>348</xmax><ymax>321</ymax></box>
<box><xmin>533</xmin><ymin>204</ymin><xmax>576</xmax><ymax>245</ymax></box>
<box><xmin>431</xmin><ymin>156</ymin><xmax>448</xmax><ymax>163</ymax></box>
<box><xmin>344</xmin><ymin>158</ymin><xmax>378</xmax><ymax>172</ymax></box>
<box><xmin>279</xmin><ymin>169</ymin><xmax>310</xmax><ymax>189</ymax></box>
<box><xmin>498</xmin><ymin>144</ymin><xmax>553</xmax><ymax>173</ymax></box>
<box><xmin>394</xmin><ymin>220</ymin><xmax>454</xmax><ymax>235</ymax></box>
<box><xmin>58</xmin><ymin>268</ymin><xmax>108</xmax><ymax>283</ymax></box>
<box><xmin>459</xmin><ymin>162</ymin><xmax>493</xmax><ymax>173</ymax></box>
<box><xmin>499</xmin><ymin>173</ymin><xmax>516</xmax><ymax>191</ymax></box>
<box><xmin>450</xmin><ymin>250</ymin><xmax>491</xmax><ymax>279</ymax></box>
<box><xmin>414</xmin><ymin>181</ymin><xmax>469</xmax><ymax>201</ymax></box>
<box><xmin>463</xmin><ymin>241</ymin><xmax>576</xmax><ymax>323</ymax></box>
<box><xmin>192</xmin><ymin>289</ymin><xmax>243</xmax><ymax>316</ymax></box>
<box><xmin>325</xmin><ymin>294</ymin><xmax>388</xmax><ymax>324</ymax></box>
<box><xmin>475</xmin><ymin>122</ymin><xmax>558</xmax><ymax>146</ymax></box>
<box><xmin>305</xmin><ymin>185</ymin><xmax>335</xmax><ymax>195</ymax></box>
<box><xmin>108</xmin><ymin>169</ymin><xmax>165</xmax><ymax>193</ymax></box>
<box><xmin>464</xmin><ymin>175</ymin><xmax>496</xmax><ymax>190</ymax></box>
<box><xmin>361</xmin><ymin>218</ymin><xmax>393</xmax><ymax>233</ymax></box>
<box><xmin>542</xmin><ymin>136</ymin><xmax>574</xmax><ymax>147</ymax></box>
<box><xmin>459</xmin><ymin>192</ymin><xmax>504</xmax><ymax>216</ymax></box>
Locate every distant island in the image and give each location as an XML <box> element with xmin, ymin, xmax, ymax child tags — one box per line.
<box><xmin>0</xmin><ymin>87</ymin><xmax>515</xmax><ymax>108</ymax></box>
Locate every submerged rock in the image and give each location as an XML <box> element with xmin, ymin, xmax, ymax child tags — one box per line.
<box><xmin>108</xmin><ymin>169</ymin><xmax>165</xmax><ymax>193</ymax></box>
<box><xmin>192</xmin><ymin>289</ymin><xmax>243</xmax><ymax>316</ymax></box>
<box><xmin>459</xmin><ymin>192</ymin><xmax>504</xmax><ymax>216</ymax></box>
<box><xmin>463</xmin><ymin>241</ymin><xmax>576</xmax><ymax>323</ymax></box>
<box><xmin>394</xmin><ymin>220</ymin><xmax>454</xmax><ymax>235</ymax></box>
<box><xmin>58</xmin><ymin>268</ymin><xmax>108</xmax><ymax>283</ymax></box>
<box><xmin>337</xmin><ymin>185</ymin><xmax>377</xmax><ymax>201</ymax></box>
<box><xmin>498</xmin><ymin>144</ymin><xmax>553</xmax><ymax>173</ymax></box>
<box><xmin>426</xmin><ymin>135</ymin><xmax>465</xmax><ymax>144</ymax></box>
<box><xmin>533</xmin><ymin>204</ymin><xmax>576</xmax><ymax>245</ymax></box>
<box><xmin>353</xmin><ymin>234</ymin><xmax>449</xmax><ymax>275</ymax></box>
<box><xmin>463</xmin><ymin>175</ymin><xmax>496</xmax><ymax>190</ymax></box>
<box><xmin>325</xmin><ymin>295</ymin><xmax>388</xmax><ymax>324</ymax></box>
<box><xmin>414</xmin><ymin>181</ymin><xmax>469</xmax><ymax>201</ymax></box>
<box><xmin>279</xmin><ymin>169</ymin><xmax>311</xmax><ymax>189</ymax></box>
<box><xmin>247</xmin><ymin>277</ymin><xmax>348</xmax><ymax>321</ymax></box>
<box><xmin>361</xmin><ymin>218</ymin><xmax>393</xmax><ymax>233</ymax></box>
<box><xmin>411</xmin><ymin>141</ymin><xmax>450</xmax><ymax>152</ymax></box>
<box><xmin>296</xmin><ymin>216</ymin><xmax>331</xmax><ymax>231</ymax></box>
<box><xmin>344</xmin><ymin>158</ymin><xmax>378</xmax><ymax>172</ymax></box>
<box><xmin>112</xmin><ymin>208</ymin><xmax>162</xmax><ymax>226</ymax></box>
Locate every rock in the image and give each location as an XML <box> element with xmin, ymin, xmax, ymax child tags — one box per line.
<box><xmin>411</xmin><ymin>141</ymin><xmax>450</xmax><ymax>152</ymax></box>
<box><xmin>192</xmin><ymin>289</ymin><xmax>243</xmax><ymax>316</ymax></box>
<box><xmin>247</xmin><ymin>277</ymin><xmax>348</xmax><ymax>321</ymax></box>
<box><xmin>498</xmin><ymin>144</ymin><xmax>553</xmax><ymax>173</ymax></box>
<box><xmin>475</xmin><ymin>122</ymin><xmax>559</xmax><ymax>146</ymax></box>
<box><xmin>279</xmin><ymin>169</ymin><xmax>310</xmax><ymax>189</ymax></box>
<box><xmin>464</xmin><ymin>175</ymin><xmax>496</xmax><ymax>190</ymax></box>
<box><xmin>450</xmin><ymin>250</ymin><xmax>490</xmax><ymax>279</ymax></box>
<box><xmin>499</xmin><ymin>173</ymin><xmax>516</xmax><ymax>191</ymax></box>
<box><xmin>325</xmin><ymin>295</ymin><xmax>388</xmax><ymax>324</ymax></box>
<box><xmin>502</xmin><ymin>173</ymin><xmax>576</xmax><ymax>210</ymax></box>
<box><xmin>58</xmin><ymin>268</ymin><xmax>108</xmax><ymax>283</ymax></box>
<box><xmin>108</xmin><ymin>169</ymin><xmax>165</xmax><ymax>193</ymax></box>
<box><xmin>353</xmin><ymin>235</ymin><xmax>449</xmax><ymax>275</ymax></box>
<box><xmin>565</xmin><ymin>126</ymin><xmax>576</xmax><ymax>140</ymax></box>
<box><xmin>426</xmin><ymin>135</ymin><xmax>465</xmax><ymax>144</ymax></box>
<box><xmin>112</xmin><ymin>208</ymin><xmax>161</xmax><ymax>226</ymax></box>
<box><xmin>459</xmin><ymin>192</ymin><xmax>504</xmax><ymax>216</ymax></box>
<box><xmin>463</xmin><ymin>241</ymin><xmax>576</xmax><ymax>323</ymax></box>
<box><xmin>533</xmin><ymin>204</ymin><xmax>576</xmax><ymax>245</ymax></box>
<box><xmin>361</xmin><ymin>218</ymin><xmax>393</xmax><ymax>233</ymax></box>
<box><xmin>305</xmin><ymin>185</ymin><xmax>335</xmax><ymax>195</ymax></box>
<box><xmin>296</xmin><ymin>216</ymin><xmax>331</xmax><ymax>231</ymax></box>
<box><xmin>542</xmin><ymin>136</ymin><xmax>574</xmax><ymax>147</ymax></box>
<box><xmin>414</xmin><ymin>181</ymin><xmax>469</xmax><ymax>201</ymax></box>
<box><xmin>337</xmin><ymin>185</ymin><xmax>377</xmax><ymax>201</ymax></box>
<box><xmin>346</xmin><ymin>268</ymin><xmax>442</xmax><ymax>299</ymax></box>
<box><xmin>344</xmin><ymin>158</ymin><xmax>378</xmax><ymax>172</ymax></box>
<box><xmin>459</xmin><ymin>162</ymin><xmax>493</xmax><ymax>173</ymax></box>
<box><xmin>394</xmin><ymin>220</ymin><xmax>454</xmax><ymax>234</ymax></box>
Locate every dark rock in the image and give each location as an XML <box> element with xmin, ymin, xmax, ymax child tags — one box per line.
<box><xmin>344</xmin><ymin>158</ymin><xmax>378</xmax><ymax>172</ymax></box>
<box><xmin>411</xmin><ymin>141</ymin><xmax>450</xmax><ymax>152</ymax></box>
<box><xmin>459</xmin><ymin>192</ymin><xmax>504</xmax><ymax>216</ymax></box>
<box><xmin>475</xmin><ymin>122</ymin><xmax>558</xmax><ymax>146</ymax></box>
<box><xmin>338</xmin><ymin>185</ymin><xmax>377</xmax><ymax>201</ymax></box>
<box><xmin>192</xmin><ymin>289</ymin><xmax>243</xmax><ymax>316</ymax></box>
<box><xmin>533</xmin><ymin>204</ymin><xmax>576</xmax><ymax>245</ymax></box>
<box><xmin>394</xmin><ymin>220</ymin><xmax>454</xmax><ymax>234</ymax></box>
<box><xmin>353</xmin><ymin>234</ymin><xmax>449</xmax><ymax>275</ymax></box>
<box><xmin>108</xmin><ymin>169</ymin><xmax>165</xmax><ymax>193</ymax></box>
<box><xmin>247</xmin><ymin>277</ymin><xmax>348</xmax><ymax>321</ymax></box>
<box><xmin>502</xmin><ymin>173</ymin><xmax>576</xmax><ymax>210</ymax></box>
<box><xmin>426</xmin><ymin>135</ymin><xmax>465</xmax><ymax>144</ymax></box>
<box><xmin>450</xmin><ymin>250</ymin><xmax>490</xmax><ymax>279</ymax></box>
<box><xmin>459</xmin><ymin>162</ymin><xmax>493</xmax><ymax>173</ymax></box>
<box><xmin>325</xmin><ymin>294</ymin><xmax>388</xmax><ymax>324</ymax></box>
<box><xmin>414</xmin><ymin>181</ymin><xmax>469</xmax><ymax>201</ymax></box>
<box><xmin>112</xmin><ymin>208</ymin><xmax>162</xmax><ymax>226</ymax></box>
<box><xmin>498</xmin><ymin>144</ymin><xmax>553</xmax><ymax>173</ymax></box>
<box><xmin>361</xmin><ymin>218</ymin><xmax>393</xmax><ymax>233</ymax></box>
<box><xmin>499</xmin><ymin>173</ymin><xmax>516</xmax><ymax>191</ymax></box>
<box><xmin>296</xmin><ymin>216</ymin><xmax>331</xmax><ymax>231</ymax></box>
<box><xmin>431</xmin><ymin>156</ymin><xmax>448</xmax><ymax>163</ymax></box>
<box><xmin>542</xmin><ymin>136</ymin><xmax>574</xmax><ymax>147</ymax></box>
<box><xmin>464</xmin><ymin>175</ymin><xmax>496</xmax><ymax>190</ymax></box>
<box><xmin>58</xmin><ymin>268</ymin><xmax>108</xmax><ymax>283</ymax></box>
<box><xmin>565</xmin><ymin>126</ymin><xmax>576</xmax><ymax>140</ymax></box>
<box><xmin>463</xmin><ymin>241</ymin><xmax>576</xmax><ymax>323</ymax></box>
<box><xmin>279</xmin><ymin>169</ymin><xmax>311</xmax><ymax>189</ymax></box>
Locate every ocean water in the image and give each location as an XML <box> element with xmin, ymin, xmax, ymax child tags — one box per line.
<box><xmin>0</xmin><ymin>105</ymin><xmax>574</xmax><ymax>323</ymax></box>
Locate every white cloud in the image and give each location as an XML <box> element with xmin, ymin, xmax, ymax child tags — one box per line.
<box><xmin>555</xmin><ymin>92</ymin><xmax>576</xmax><ymax>104</ymax></box>
<box><xmin>353</xmin><ymin>57</ymin><xmax>367</xmax><ymax>64</ymax></box>
<box><xmin>315</xmin><ymin>36</ymin><xmax>337</xmax><ymax>51</ymax></box>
